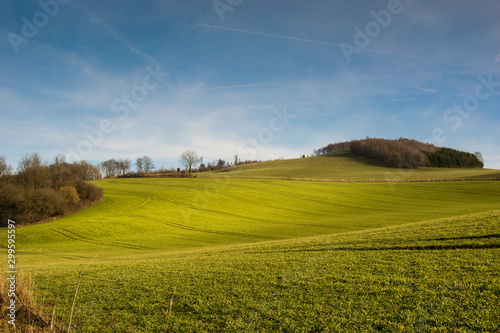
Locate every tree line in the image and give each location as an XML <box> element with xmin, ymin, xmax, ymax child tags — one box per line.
<box><xmin>0</xmin><ymin>153</ymin><xmax>103</xmax><ymax>226</ymax></box>
<box><xmin>101</xmin><ymin>151</ymin><xmax>261</xmax><ymax>178</ymax></box>
<box><xmin>0</xmin><ymin>150</ymin><xmax>262</xmax><ymax>226</ymax></box>
<box><xmin>424</xmin><ymin>148</ymin><xmax>484</xmax><ymax>168</ymax></box>
<box><xmin>315</xmin><ymin>138</ymin><xmax>484</xmax><ymax>169</ymax></box>
<box><xmin>100</xmin><ymin>156</ymin><xmax>155</xmax><ymax>178</ymax></box>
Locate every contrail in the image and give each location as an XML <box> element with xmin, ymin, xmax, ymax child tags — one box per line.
<box><xmin>195</xmin><ymin>23</ymin><xmax>409</xmax><ymax>59</ymax></box>
<box><xmin>493</xmin><ymin>52</ymin><xmax>500</xmax><ymax>67</ymax></box>
<box><xmin>196</xmin><ymin>23</ymin><xmax>494</xmax><ymax>72</ymax></box>
<box><xmin>299</xmin><ymin>92</ymin><xmax>488</xmax><ymax>106</ymax></box>
<box><xmin>195</xmin><ymin>23</ymin><xmax>343</xmax><ymax>47</ymax></box>
<box><xmin>181</xmin><ymin>82</ymin><xmax>285</xmax><ymax>93</ymax></box>
<box><xmin>75</xmin><ymin>2</ymin><xmax>158</xmax><ymax>65</ymax></box>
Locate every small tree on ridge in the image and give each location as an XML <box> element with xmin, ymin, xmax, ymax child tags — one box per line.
<box><xmin>179</xmin><ymin>150</ymin><xmax>201</xmax><ymax>177</ymax></box>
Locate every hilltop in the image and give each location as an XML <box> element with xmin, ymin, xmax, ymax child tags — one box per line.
<box><xmin>315</xmin><ymin>138</ymin><xmax>484</xmax><ymax>168</ymax></box>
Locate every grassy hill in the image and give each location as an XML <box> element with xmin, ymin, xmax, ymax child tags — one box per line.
<box><xmin>11</xmin><ymin>178</ymin><xmax>500</xmax><ymax>260</ymax></box>
<box><xmin>1</xmin><ymin>174</ymin><xmax>498</xmax><ymax>331</ymax></box>
<box><xmin>5</xmin><ymin>209</ymin><xmax>499</xmax><ymax>332</ymax></box>
<box><xmin>202</xmin><ymin>152</ymin><xmax>500</xmax><ymax>181</ymax></box>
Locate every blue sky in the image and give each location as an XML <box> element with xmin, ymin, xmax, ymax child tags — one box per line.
<box><xmin>1</xmin><ymin>0</ymin><xmax>499</xmax><ymax>170</ymax></box>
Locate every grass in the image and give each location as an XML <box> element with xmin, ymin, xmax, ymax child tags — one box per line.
<box><xmin>202</xmin><ymin>152</ymin><xmax>500</xmax><ymax>181</ymax></box>
<box><xmin>0</xmin><ymin>270</ymin><xmax>53</xmax><ymax>332</ymax></box>
<box><xmin>10</xmin><ymin>178</ymin><xmax>500</xmax><ymax>261</ymax></box>
<box><xmin>1</xmin><ymin>167</ymin><xmax>500</xmax><ymax>331</ymax></box>
<box><xmin>5</xmin><ymin>209</ymin><xmax>499</xmax><ymax>332</ymax></box>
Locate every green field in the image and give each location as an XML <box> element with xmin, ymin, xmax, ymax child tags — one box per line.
<box><xmin>2</xmin><ymin>157</ymin><xmax>500</xmax><ymax>331</ymax></box>
<box><xmin>13</xmin><ymin>178</ymin><xmax>500</xmax><ymax>262</ymax></box>
<box><xmin>204</xmin><ymin>153</ymin><xmax>500</xmax><ymax>181</ymax></box>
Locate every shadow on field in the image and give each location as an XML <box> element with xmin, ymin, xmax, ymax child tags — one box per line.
<box><xmin>248</xmin><ymin>242</ymin><xmax>500</xmax><ymax>254</ymax></box>
<box><xmin>426</xmin><ymin>234</ymin><xmax>500</xmax><ymax>241</ymax></box>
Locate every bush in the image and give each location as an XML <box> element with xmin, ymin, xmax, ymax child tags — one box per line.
<box><xmin>22</xmin><ymin>188</ymin><xmax>64</xmax><ymax>224</ymax></box>
<box><xmin>0</xmin><ymin>183</ymin><xmax>24</xmax><ymax>227</ymax></box>
<box><xmin>76</xmin><ymin>181</ymin><xmax>103</xmax><ymax>202</ymax></box>
<box><xmin>0</xmin><ymin>153</ymin><xmax>104</xmax><ymax>225</ymax></box>
<box><xmin>59</xmin><ymin>185</ymin><xmax>80</xmax><ymax>205</ymax></box>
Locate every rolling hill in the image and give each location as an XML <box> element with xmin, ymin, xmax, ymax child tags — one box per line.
<box><xmin>6</xmin><ymin>209</ymin><xmax>500</xmax><ymax>332</ymax></box>
<box><xmin>203</xmin><ymin>152</ymin><xmax>500</xmax><ymax>181</ymax></box>
<box><xmin>12</xmin><ymin>178</ymin><xmax>500</xmax><ymax>259</ymax></box>
<box><xmin>2</xmin><ymin>157</ymin><xmax>500</xmax><ymax>331</ymax></box>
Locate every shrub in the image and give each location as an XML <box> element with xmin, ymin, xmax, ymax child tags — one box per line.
<box><xmin>0</xmin><ymin>183</ymin><xmax>24</xmax><ymax>227</ymax></box>
<box><xmin>76</xmin><ymin>181</ymin><xmax>103</xmax><ymax>202</ymax></box>
<box><xmin>1</xmin><ymin>153</ymin><xmax>105</xmax><ymax>225</ymax></box>
<box><xmin>59</xmin><ymin>185</ymin><xmax>80</xmax><ymax>205</ymax></box>
<box><xmin>22</xmin><ymin>188</ymin><xmax>64</xmax><ymax>224</ymax></box>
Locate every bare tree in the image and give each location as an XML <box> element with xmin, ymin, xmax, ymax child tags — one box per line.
<box><xmin>136</xmin><ymin>156</ymin><xmax>154</xmax><ymax>175</ymax></box>
<box><xmin>54</xmin><ymin>153</ymin><xmax>66</xmax><ymax>166</ymax></box>
<box><xmin>179</xmin><ymin>150</ymin><xmax>202</xmax><ymax>177</ymax></box>
<box><xmin>49</xmin><ymin>153</ymin><xmax>69</xmax><ymax>188</ymax></box>
<box><xmin>101</xmin><ymin>159</ymin><xmax>118</xmax><ymax>178</ymax></box>
<box><xmin>0</xmin><ymin>156</ymin><xmax>12</xmax><ymax>178</ymax></box>
<box><xmin>72</xmin><ymin>160</ymin><xmax>101</xmax><ymax>180</ymax></box>
<box><xmin>143</xmin><ymin>156</ymin><xmax>155</xmax><ymax>173</ymax></box>
<box><xmin>17</xmin><ymin>152</ymin><xmax>48</xmax><ymax>189</ymax></box>
<box><xmin>136</xmin><ymin>157</ymin><xmax>145</xmax><ymax>175</ymax></box>
<box><xmin>116</xmin><ymin>158</ymin><xmax>131</xmax><ymax>176</ymax></box>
